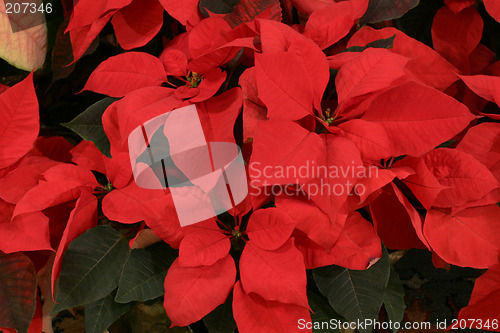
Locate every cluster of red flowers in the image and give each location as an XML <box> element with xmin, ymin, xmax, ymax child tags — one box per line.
<box><xmin>1</xmin><ymin>0</ymin><xmax>500</xmax><ymax>332</ymax></box>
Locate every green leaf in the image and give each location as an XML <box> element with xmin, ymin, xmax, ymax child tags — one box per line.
<box><xmin>115</xmin><ymin>242</ymin><xmax>177</xmax><ymax>303</ymax></box>
<box><xmin>199</xmin><ymin>0</ymin><xmax>240</xmax><ymax>17</ymax></box>
<box><xmin>342</xmin><ymin>35</ymin><xmax>396</xmax><ymax>53</ymax></box>
<box><xmin>383</xmin><ymin>266</ymin><xmax>405</xmax><ymax>331</ymax></box>
<box><xmin>84</xmin><ymin>289</ymin><xmax>135</xmax><ymax>333</ymax></box>
<box><xmin>307</xmin><ymin>290</ymin><xmax>341</xmax><ymax>333</ymax></box>
<box><xmin>359</xmin><ymin>0</ymin><xmax>420</xmax><ymax>25</ymax></box>
<box><xmin>62</xmin><ymin>97</ymin><xmax>118</xmax><ymax>157</ymax></box>
<box><xmin>313</xmin><ymin>248</ymin><xmax>390</xmax><ymax>333</ymax></box>
<box><xmin>203</xmin><ymin>292</ymin><xmax>236</xmax><ymax>333</ymax></box>
<box><xmin>0</xmin><ymin>251</ymin><xmax>37</xmax><ymax>333</ymax></box>
<box><xmin>53</xmin><ymin>225</ymin><xmax>130</xmax><ymax>313</ymax></box>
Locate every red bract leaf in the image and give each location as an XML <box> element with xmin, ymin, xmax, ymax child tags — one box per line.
<box><xmin>431</xmin><ymin>6</ymin><xmax>483</xmax><ymax>69</ymax></box>
<box><xmin>66</xmin><ymin>0</ymin><xmax>131</xmax><ymax>31</ymax></box>
<box><xmin>348</xmin><ymin>27</ymin><xmax>458</xmax><ymax>90</ymax></box>
<box><xmin>13</xmin><ymin>181</ymin><xmax>81</xmax><ymax>219</ymax></box>
<box><xmin>296</xmin><ymin>211</ymin><xmax>382</xmax><ymax>270</ymax></box>
<box><xmin>458</xmin><ymin>264</ymin><xmax>500</xmax><ymax>330</ymax></box>
<box><xmin>305</xmin><ymin>135</ymin><xmax>363</xmax><ymax>239</ymax></box>
<box><xmin>304</xmin><ymin>1</ymin><xmax>361</xmax><ymax>49</ymax></box>
<box><xmin>255</xmin><ymin>51</ymin><xmax>314</xmax><ymax>120</ymax></box>
<box><xmin>188</xmin><ymin>18</ymin><xmax>232</xmax><ymax>59</ymax></box>
<box><xmin>160</xmin><ymin>49</ymin><xmax>188</xmax><ymax>76</ymax></box>
<box><xmin>394</xmin><ymin>156</ymin><xmax>446</xmax><ymax>210</ymax></box>
<box><xmin>163</xmin><ymin>255</ymin><xmax>236</xmax><ymax>327</ymax></box>
<box><xmin>178</xmin><ymin>230</ymin><xmax>230</xmax><ymax>267</ymax></box>
<box><xmin>239</xmin><ymin>67</ymin><xmax>267</xmax><ymax>142</ymax></box>
<box><xmin>334</xmin><ymin>48</ymin><xmax>410</xmax><ymax>116</ymax></box>
<box><xmin>484</xmin><ymin>0</ymin><xmax>500</xmax><ymax>22</ymax></box>
<box><xmin>12</xmin><ymin>164</ymin><xmax>98</xmax><ymax>218</ymax></box>
<box><xmin>43</xmin><ymin>164</ymin><xmax>99</xmax><ymax>187</ymax></box>
<box><xmin>424</xmin><ymin>205</ymin><xmax>500</xmax><ymax>268</ymax></box>
<box><xmin>249</xmin><ymin>119</ymin><xmax>323</xmax><ymax>186</ymax></box>
<box><xmin>369</xmin><ymin>184</ymin><xmax>427</xmax><ymax>250</ymax></box>
<box><xmin>246</xmin><ymin>208</ymin><xmax>297</xmax><ymax>250</ymax></box>
<box><xmin>83</xmin><ymin>52</ymin><xmax>167</xmax><ymax>97</ymax></box>
<box><xmin>103</xmin><ymin>182</ymin><xmax>162</xmax><ymax>223</ymax></box>
<box><xmin>360</xmin><ymin>82</ymin><xmax>475</xmax><ymax>157</ymax></box>
<box><xmin>350</xmin><ymin>166</ymin><xmax>413</xmax><ymax>206</ymax></box>
<box><xmin>68</xmin><ymin>14</ymin><xmax>113</xmax><ymax>62</ymax></box>
<box><xmin>0</xmin><ymin>200</ymin><xmax>52</xmax><ymax>253</ymax></box>
<box><xmin>51</xmin><ymin>190</ymin><xmax>97</xmax><ymax>296</ymax></box>
<box><xmin>257</xmin><ymin>20</ymin><xmax>329</xmax><ymax>111</ymax></box>
<box><xmin>197</xmin><ymin>87</ymin><xmax>242</xmax><ymax>142</ymax></box>
<box><xmin>111</xmin><ymin>0</ymin><xmax>164</xmax><ymax>50</ymax></box>
<box><xmin>102</xmin><ymin>87</ymin><xmax>180</xmax><ymax>155</ymax></box>
<box><xmin>232</xmin><ymin>281</ymin><xmax>311</xmax><ymax>333</ymax></box>
<box><xmin>423</xmin><ymin>148</ymin><xmax>498</xmax><ymax>207</ymax></box>
<box><xmin>34</xmin><ymin>137</ymin><xmax>74</xmax><ymax>163</ymax></box>
<box><xmin>70</xmin><ymin>141</ymin><xmax>107</xmax><ymax>175</ymax></box>
<box><xmin>224</xmin><ymin>0</ymin><xmax>282</xmax><ymax>27</ymax></box>
<box><xmin>0</xmin><ymin>252</ymin><xmax>37</xmax><ymax>333</ymax></box>
<box><xmin>0</xmin><ymin>73</ymin><xmax>39</xmax><ymax>169</ymax></box>
<box><xmin>0</xmin><ymin>156</ymin><xmax>58</xmax><ymax>204</ymax></box>
<box><xmin>338</xmin><ymin>120</ymin><xmax>393</xmax><ymax>161</ymax></box>
<box><xmin>239</xmin><ymin>240</ymin><xmax>308</xmax><ymax>307</ymax></box>
<box><xmin>457</xmin><ymin>123</ymin><xmax>500</xmax><ymax>169</ymax></box>
<box><xmin>275</xmin><ymin>196</ymin><xmax>335</xmax><ymax>249</ymax></box>
<box><xmin>460</xmin><ymin>74</ymin><xmax>500</xmax><ymax>106</ymax></box>
<box><xmin>291</xmin><ymin>0</ymin><xmax>333</xmax><ymax>15</ymax></box>
<box><xmin>444</xmin><ymin>0</ymin><xmax>476</xmax><ymax>14</ymax></box>
<box><xmin>159</xmin><ymin>0</ymin><xmax>199</xmax><ymax>25</ymax></box>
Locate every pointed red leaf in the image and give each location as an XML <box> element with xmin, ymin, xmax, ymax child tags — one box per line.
<box><xmin>360</xmin><ymin>81</ymin><xmax>475</xmax><ymax>157</ymax></box>
<box><xmin>255</xmin><ymin>51</ymin><xmax>314</xmax><ymax>120</ymax></box>
<box><xmin>444</xmin><ymin>0</ymin><xmax>476</xmax><ymax>14</ymax></box>
<box><xmin>424</xmin><ymin>205</ymin><xmax>500</xmax><ymax>268</ymax></box>
<box><xmin>484</xmin><ymin>0</ymin><xmax>500</xmax><ymax>22</ymax></box>
<box><xmin>0</xmin><ymin>156</ymin><xmax>58</xmax><ymax>204</ymax></box>
<box><xmin>457</xmin><ymin>122</ymin><xmax>500</xmax><ymax>169</ymax></box>
<box><xmin>275</xmin><ymin>196</ymin><xmax>335</xmax><ymax>249</ymax></box>
<box><xmin>159</xmin><ymin>0</ymin><xmax>199</xmax><ymax>25</ymax></box>
<box><xmin>458</xmin><ymin>264</ymin><xmax>500</xmax><ymax>330</ymax></box>
<box><xmin>460</xmin><ymin>74</ymin><xmax>500</xmax><ymax>106</ymax></box>
<box><xmin>83</xmin><ymin>52</ymin><xmax>167</xmax><ymax>97</ymax></box>
<box><xmin>348</xmin><ymin>27</ymin><xmax>458</xmax><ymax>90</ymax></box>
<box><xmin>431</xmin><ymin>6</ymin><xmax>483</xmax><ymax>69</ymax></box>
<box><xmin>335</xmin><ymin>48</ymin><xmax>410</xmax><ymax>112</ymax></box>
<box><xmin>395</xmin><ymin>156</ymin><xmax>447</xmax><ymax>209</ymax></box>
<box><xmin>239</xmin><ymin>67</ymin><xmax>267</xmax><ymax>142</ymax></box>
<box><xmin>0</xmin><ymin>201</ymin><xmax>52</xmax><ymax>253</ymax></box>
<box><xmin>178</xmin><ymin>230</ymin><xmax>230</xmax><ymax>267</ymax></box>
<box><xmin>296</xmin><ymin>211</ymin><xmax>382</xmax><ymax>270</ymax></box>
<box><xmin>163</xmin><ymin>255</ymin><xmax>236</xmax><ymax>327</ymax></box>
<box><xmin>51</xmin><ymin>190</ymin><xmax>97</xmax><ymax>296</ymax></box>
<box><xmin>249</xmin><ymin>119</ymin><xmax>324</xmax><ymax>186</ymax></box>
<box><xmin>423</xmin><ymin>148</ymin><xmax>498</xmax><ymax>207</ymax></box>
<box><xmin>239</xmin><ymin>240</ymin><xmax>308</xmax><ymax>307</ymax></box>
<box><xmin>246</xmin><ymin>208</ymin><xmax>297</xmax><ymax>250</ymax></box>
<box><xmin>369</xmin><ymin>184</ymin><xmax>427</xmax><ymax>250</ymax></box>
<box><xmin>0</xmin><ymin>73</ymin><xmax>39</xmax><ymax>169</ymax></box>
<box><xmin>304</xmin><ymin>1</ymin><xmax>364</xmax><ymax>49</ymax></box>
<box><xmin>111</xmin><ymin>0</ymin><xmax>164</xmax><ymax>50</ymax></box>
<box><xmin>232</xmin><ymin>281</ymin><xmax>311</xmax><ymax>333</ymax></box>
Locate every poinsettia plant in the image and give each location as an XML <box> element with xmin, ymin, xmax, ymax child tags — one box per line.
<box><xmin>1</xmin><ymin>0</ymin><xmax>500</xmax><ymax>332</ymax></box>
